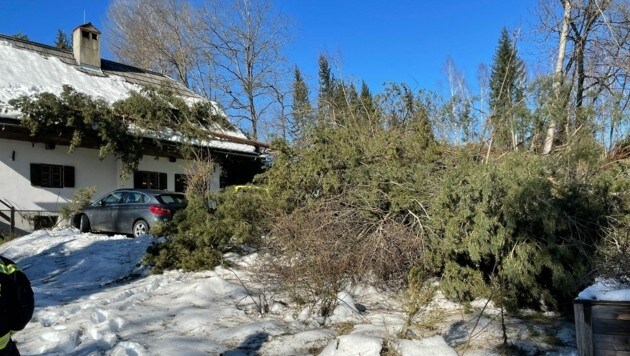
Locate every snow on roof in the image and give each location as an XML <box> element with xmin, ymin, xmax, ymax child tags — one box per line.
<box><xmin>0</xmin><ymin>38</ymin><xmax>140</xmax><ymax>106</ymax></box>
<box><xmin>0</xmin><ymin>36</ymin><xmax>258</xmax><ymax>154</ymax></box>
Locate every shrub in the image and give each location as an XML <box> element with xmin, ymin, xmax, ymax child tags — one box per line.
<box><xmin>256</xmin><ymin>89</ymin><xmax>445</xmax><ymax>310</ymax></box>
<box><xmin>62</xmin><ymin>187</ymin><xmax>96</xmax><ymax>226</ymax></box>
<box><xmin>594</xmin><ymin>162</ymin><xmax>630</xmax><ymax>283</ymax></box>
<box><xmin>262</xmin><ymin>197</ymin><xmax>427</xmax><ymax>313</ymax></box>
<box><xmin>144</xmin><ymin>186</ymin><xmax>272</xmax><ymax>273</ymax></box>
<box><xmin>429</xmin><ymin>153</ymin><xmax>609</xmax><ymax>311</ymax></box>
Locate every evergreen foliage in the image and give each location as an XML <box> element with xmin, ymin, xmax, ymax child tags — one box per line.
<box><xmin>255</xmin><ymin>60</ymin><xmax>621</xmax><ymax>313</ymax></box>
<box><xmin>291</xmin><ymin>66</ymin><xmax>313</xmax><ymax>142</ymax></box>
<box><xmin>259</xmin><ymin>85</ymin><xmax>440</xmax><ymax>299</ymax></box>
<box><xmin>54</xmin><ymin>29</ymin><xmax>72</xmax><ymax>50</ymax></box>
<box><xmin>489</xmin><ymin>28</ymin><xmax>527</xmax><ymax>150</ymax></box>
<box><xmin>10</xmin><ymin>85</ymin><xmax>144</xmax><ymax>176</ymax></box>
<box><xmin>60</xmin><ymin>187</ymin><xmax>96</xmax><ymax>224</ymax></box>
<box><xmin>9</xmin><ymin>85</ymin><xmax>232</xmax><ymax>177</ymax></box>
<box><xmin>429</xmin><ymin>152</ymin><xmax>610</xmax><ymax>311</ymax></box>
<box><xmin>593</xmin><ymin>162</ymin><xmax>630</xmax><ymax>283</ymax></box>
<box><xmin>144</xmin><ymin>186</ymin><xmax>272</xmax><ymax>273</ymax></box>
<box><xmin>359</xmin><ymin>81</ymin><xmax>376</xmax><ymax>118</ymax></box>
<box><xmin>12</xmin><ymin>32</ymin><xmax>29</xmax><ymax>40</ymax></box>
<box><xmin>317</xmin><ymin>54</ymin><xmax>335</xmax><ymax>121</ymax></box>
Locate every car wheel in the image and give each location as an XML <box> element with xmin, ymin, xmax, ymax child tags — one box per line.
<box><xmin>132</xmin><ymin>220</ymin><xmax>149</xmax><ymax>238</ymax></box>
<box><xmin>79</xmin><ymin>215</ymin><xmax>91</xmax><ymax>233</ymax></box>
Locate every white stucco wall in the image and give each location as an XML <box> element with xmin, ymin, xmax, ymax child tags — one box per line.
<box><xmin>0</xmin><ymin>139</ymin><xmax>119</xmax><ymax>211</ymax></box>
<box><xmin>119</xmin><ymin>156</ymin><xmax>221</xmax><ymax>192</ymax></box>
<box><xmin>0</xmin><ymin>137</ymin><xmax>221</xmax><ymax>216</ymax></box>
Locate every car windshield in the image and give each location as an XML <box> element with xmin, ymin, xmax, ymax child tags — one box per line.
<box><xmin>156</xmin><ymin>194</ymin><xmax>187</xmax><ymax>205</ymax></box>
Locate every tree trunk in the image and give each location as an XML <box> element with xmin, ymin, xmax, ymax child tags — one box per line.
<box><xmin>544</xmin><ymin>0</ymin><xmax>572</xmax><ymax>154</ymax></box>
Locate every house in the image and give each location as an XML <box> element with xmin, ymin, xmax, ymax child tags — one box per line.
<box><xmin>0</xmin><ymin>23</ymin><xmax>268</xmax><ymax>235</ymax></box>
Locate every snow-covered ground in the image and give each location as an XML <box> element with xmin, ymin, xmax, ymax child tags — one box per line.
<box><xmin>1</xmin><ymin>229</ymin><xmax>578</xmax><ymax>355</ymax></box>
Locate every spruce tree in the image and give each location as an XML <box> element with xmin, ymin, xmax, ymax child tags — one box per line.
<box><xmin>332</xmin><ymin>80</ymin><xmax>351</xmax><ymax>118</ymax></box>
<box><xmin>291</xmin><ymin>66</ymin><xmax>313</xmax><ymax>141</ymax></box>
<box><xmin>54</xmin><ymin>29</ymin><xmax>72</xmax><ymax>50</ymax></box>
<box><xmin>317</xmin><ymin>54</ymin><xmax>335</xmax><ymax>122</ymax></box>
<box><xmin>489</xmin><ymin>28</ymin><xmax>526</xmax><ymax>150</ymax></box>
<box><xmin>359</xmin><ymin>81</ymin><xmax>376</xmax><ymax>118</ymax></box>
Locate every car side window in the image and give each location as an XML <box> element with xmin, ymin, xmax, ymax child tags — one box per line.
<box><xmin>103</xmin><ymin>192</ymin><xmax>124</xmax><ymax>204</ymax></box>
<box><xmin>156</xmin><ymin>194</ymin><xmax>186</xmax><ymax>205</ymax></box>
<box><xmin>124</xmin><ymin>192</ymin><xmax>145</xmax><ymax>204</ymax></box>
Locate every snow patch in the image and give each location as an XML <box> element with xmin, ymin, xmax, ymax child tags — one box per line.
<box><xmin>577</xmin><ymin>279</ymin><xmax>630</xmax><ymax>301</ymax></box>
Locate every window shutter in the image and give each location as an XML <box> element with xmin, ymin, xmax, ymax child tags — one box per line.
<box><xmin>159</xmin><ymin>173</ymin><xmax>168</xmax><ymax>190</ymax></box>
<box><xmin>30</xmin><ymin>163</ymin><xmax>41</xmax><ymax>186</ymax></box>
<box><xmin>63</xmin><ymin>166</ymin><xmax>75</xmax><ymax>187</ymax></box>
<box><xmin>134</xmin><ymin>171</ymin><xmax>142</xmax><ymax>189</ymax></box>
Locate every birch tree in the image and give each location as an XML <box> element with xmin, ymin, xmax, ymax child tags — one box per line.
<box><xmin>198</xmin><ymin>0</ymin><xmax>290</xmax><ymax>140</ymax></box>
<box><xmin>540</xmin><ymin>0</ymin><xmax>629</xmax><ymax>153</ymax></box>
<box><xmin>107</xmin><ymin>0</ymin><xmax>201</xmax><ymax>90</ymax></box>
<box><xmin>543</xmin><ymin>0</ymin><xmax>572</xmax><ymax>154</ymax></box>
<box><xmin>107</xmin><ymin>0</ymin><xmax>291</xmax><ymax>140</ymax></box>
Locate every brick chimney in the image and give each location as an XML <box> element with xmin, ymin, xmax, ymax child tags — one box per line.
<box><xmin>72</xmin><ymin>23</ymin><xmax>101</xmax><ymax>69</ymax></box>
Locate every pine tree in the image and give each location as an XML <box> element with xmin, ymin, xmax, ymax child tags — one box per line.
<box><xmin>291</xmin><ymin>66</ymin><xmax>313</xmax><ymax>141</ymax></box>
<box><xmin>489</xmin><ymin>28</ymin><xmax>526</xmax><ymax>150</ymax></box>
<box><xmin>54</xmin><ymin>29</ymin><xmax>72</xmax><ymax>50</ymax></box>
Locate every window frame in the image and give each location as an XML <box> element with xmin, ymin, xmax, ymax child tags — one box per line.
<box><xmin>30</xmin><ymin>163</ymin><xmax>75</xmax><ymax>188</ymax></box>
<box><xmin>134</xmin><ymin>171</ymin><xmax>168</xmax><ymax>190</ymax></box>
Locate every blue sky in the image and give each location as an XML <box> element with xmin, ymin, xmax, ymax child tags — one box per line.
<box><xmin>1</xmin><ymin>0</ymin><xmax>542</xmax><ymax>96</ymax></box>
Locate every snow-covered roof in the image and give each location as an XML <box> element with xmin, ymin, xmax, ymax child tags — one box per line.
<box><xmin>0</xmin><ymin>34</ymin><xmax>261</xmax><ymax>155</ymax></box>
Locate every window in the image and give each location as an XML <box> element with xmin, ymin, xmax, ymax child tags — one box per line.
<box><xmin>174</xmin><ymin>174</ymin><xmax>188</xmax><ymax>193</ymax></box>
<box><xmin>134</xmin><ymin>171</ymin><xmax>167</xmax><ymax>190</ymax></box>
<box><xmin>123</xmin><ymin>192</ymin><xmax>148</xmax><ymax>204</ymax></box>
<box><xmin>156</xmin><ymin>194</ymin><xmax>186</xmax><ymax>205</ymax></box>
<box><xmin>30</xmin><ymin>164</ymin><xmax>75</xmax><ymax>188</ymax></box>
<box><xmin>102</xmin><ymin>192</ymin><xmax>124</xmax><ymax>204</ymax></box>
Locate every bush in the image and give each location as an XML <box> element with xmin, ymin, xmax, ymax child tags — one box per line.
<box><xmin>594</xmin><ymin>162</ymin><xmax>630</xmax><ymax>283</ymax></box>
<box><xmin>429</xmin><ymin>153</ymin><xmax>609</xmax><ymax>311</ymax></box>
<box><xmin>62</xmin><ymin>187</ymin><xmax>96</xmax><ymax>226</ymax></box>
<box><xmin>262</xmin><ymin>197</ymin><xmax>427</xmax><ymax>313</ymax></box>
<box><xmin>259</xmin><ymin>92</ymin><xmax>439</xmax><ymax>308</ymax></box>
<box><xmin>144</xmin><ymin>186</ymin><xmax>272</xmax><ymax>273</ymax></box>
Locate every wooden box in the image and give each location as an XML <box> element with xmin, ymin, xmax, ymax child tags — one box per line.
<box><xmin>574</xmin><ymin>300</ymin><xmax>630</xmax><ymax>355</ymax></box>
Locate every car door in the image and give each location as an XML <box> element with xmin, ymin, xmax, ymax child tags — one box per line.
<box><xmin>91</xmin><ymin>191</ymin><xmax>124</xmax><ymax>232</ymax></box>
<box><xmin>114</xmin><ymin>191</ymin><xmax>148</xmax><ymax>234</ymax></box>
